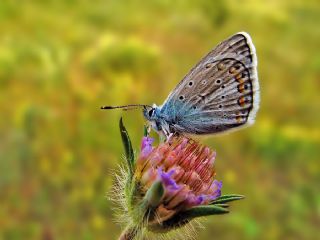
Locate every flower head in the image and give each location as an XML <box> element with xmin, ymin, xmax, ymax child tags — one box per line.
<box><xmin>114</xmin><ymin>118</ymin><xmax>244</xmax><ymax>240</ymax></box>
<box><xmin>137</xmin><ymin>136</ymin><xmax>222</xmax><ymax>216</ymax></box>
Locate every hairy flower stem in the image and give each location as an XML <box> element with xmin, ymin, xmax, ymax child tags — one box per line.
<box><xmin>119</xmin><ymin>227</ymin><xmax>137</xmax><ymax>240</ymax></box>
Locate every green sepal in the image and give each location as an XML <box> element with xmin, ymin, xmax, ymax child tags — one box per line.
<box><xmin>182</xmin><ymin>205</ymin><xmax>229</xmax><ymax>218</ymax></box>
<box><xmin>210</xmin><ymin>194</ymin><xmax>245</xmax><ymax>204</ymax></box>
<box><xmin>119</xmin><ymin>117</ymin><xmax>134</xmax><ymax>177</ymax></box>
<box><xmin>214</xmin><ymin>203</ymin><xmax>229</xmax><ymax>208</ymax></box>
<box><xmin>150</xmin><ymin>205</ymin><xmax>229</xmax><ymax>232</ymax></box>
<box><xmin>145</xmin><ymin>181</ymin><xmax>165</xmax><ymax>208</ymax></box>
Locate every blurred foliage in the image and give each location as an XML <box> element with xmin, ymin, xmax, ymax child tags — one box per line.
<box><xmin>0</xmin><ymin>0</ymin><xmax>319</xmax><ymax>239</ymax></box>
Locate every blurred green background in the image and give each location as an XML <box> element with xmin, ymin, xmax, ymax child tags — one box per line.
<box><xmin>0</xmin><ymin>0</ymin><xmax>319</xmax><ymax>239</ymax></box>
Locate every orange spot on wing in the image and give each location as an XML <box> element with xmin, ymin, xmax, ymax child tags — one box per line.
<box><xmin>229</xmin><ymin>67</ymin><xmax>237</xmax><ymax>74</ymax></box>
<box><xmin>238</xmin><ymin>97</ymin><xmax>246</xmax><ymax>106</ymax></box>
<box><xmin>236</xmin><ymin>116</ymin><xmax>242</xmax><ymax>123</ymax></box>
<box><xmin>205</xmin><ymin>63</ymin><xmax>213</xmax><ymax>68</ymax></box>
<box><xmin>217</xmin><ymin>63</ymin><xmax>225</xmax><ymax>70</ymax></box>
<box><xmin>236</xmin><ymin>73</ymin><xmax>245</xmax><ymax>83</ymax></box>
<box><xmin>238</xmin><ymin>83</ymin><xmax>245</xmax><ymax>93</ymax></box>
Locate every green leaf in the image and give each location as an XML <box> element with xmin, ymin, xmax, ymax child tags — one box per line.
<box><xmin>119</xmin><ymin>117</ymin><xmax>134</xmax><ymax>176</ymax></box>
<box><xmin>214</xmin><ymin>203</ymin><xmax>229</xmax><ymax>208</ymax></box>
<box><xmin>210</xmin><ymin>194</ymin><xmax>245</xmax><ymax>204</ymax></box>
<box><xmin>145</xmin><ymin>181</ymin><xmax>165</xmax><ymax>207</ymax></box>
<box><xmin>143</xmin><ymin>125</ymin><xmax>148</xmax><ymax>137</ymax></box>
<box><xmin>183</xmin><ymin>205</ymin><xmax>229</xmax><ymax>219</ymax></box>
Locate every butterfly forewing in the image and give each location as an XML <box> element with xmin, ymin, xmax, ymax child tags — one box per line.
<box><xmin>160</xmin><ymin>32</ymin><xmax>260</xmax><ymax>135</ymax></box>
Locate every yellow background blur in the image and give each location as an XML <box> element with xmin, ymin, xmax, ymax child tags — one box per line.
<box><xmin>0</xmin><ymin>1</ymin><xmax>319</xmax><ymax>239</ymax></box>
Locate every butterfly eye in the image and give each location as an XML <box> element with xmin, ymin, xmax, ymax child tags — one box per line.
<box><xmin>148</xmin><ymin>108</ymin><xmax>154</xmax><ymax>117</ymax></box>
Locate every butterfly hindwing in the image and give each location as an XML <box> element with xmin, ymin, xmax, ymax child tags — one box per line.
<box><xmin>160</xmin><ymin>32</ymin><xmax>260</xmax><ymax>135</ymax></box>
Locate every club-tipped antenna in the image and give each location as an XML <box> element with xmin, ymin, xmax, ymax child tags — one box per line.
<box><xmin>100</xmin><ymin>104</ymin><xmax>152</xmax><ymax>111</ymax></box>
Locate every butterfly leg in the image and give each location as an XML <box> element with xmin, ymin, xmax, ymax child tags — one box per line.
<box><xmin>162</xmin><ymin>124</ymin><xmax>175</xmax><ymax>142</ymax></box>
<box><xmin>159</xmin><ymin>132</ymin><xmax>173</xmax><ymax>143</ymax></box>
<box><xmin>166</xmin><ymin>132</ymin><xmax>174</xmax><ymax>142</ymax></box>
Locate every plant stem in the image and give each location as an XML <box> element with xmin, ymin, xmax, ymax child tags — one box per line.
<box><xmin>119</xmin><ymin>227</ymin><xmax>137</xmax><ymax>240</ymax></box>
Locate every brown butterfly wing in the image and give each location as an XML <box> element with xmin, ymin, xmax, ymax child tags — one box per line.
<box><xmin>161</xmin><ymin>32</ymin><xmax>260</xmax><ymax>134</ymax></box>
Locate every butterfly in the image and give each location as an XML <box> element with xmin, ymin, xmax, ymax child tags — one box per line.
<box><xmin>102</xmin><ymin>32</ymin><xmax>260</xmax><ymax>138</ymax></box>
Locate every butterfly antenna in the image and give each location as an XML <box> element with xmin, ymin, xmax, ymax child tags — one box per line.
<box><xmin>100</xmin><ymin>104</ymin><xmax>151</xmax><ymax>111</ymax></box>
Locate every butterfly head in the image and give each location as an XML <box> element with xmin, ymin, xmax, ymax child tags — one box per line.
<box><xmin>143</xmin><ymin>103</ymin><xmax>167</xmax><ymax>133</ymax></box>
<box><xmin>143</xmin><ymin>104</ymin><xmax>158</xmax><ymax>121</ymax></box>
